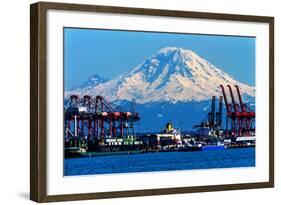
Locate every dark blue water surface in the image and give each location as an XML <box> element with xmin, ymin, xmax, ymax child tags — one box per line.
<box><xmin>64</xmin><ymin>148</ymin><xmax>255</xmax><ymax>176</ymax></box>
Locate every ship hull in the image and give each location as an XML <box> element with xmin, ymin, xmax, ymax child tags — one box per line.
<box><xmin>201</xmin><ymin>145</ymin><xmax>226</xmax><ymax>151</ymax></box>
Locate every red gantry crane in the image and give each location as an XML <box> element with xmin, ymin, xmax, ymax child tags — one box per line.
<box><xmin>220</xmin><ymin>84</ymin><xmax>255</xmax><ymax>137</ymax></box>
<box><xmin>64</xmin><ymin>95</ymin><xmax>140</xmax><ymax>142</ymax></box>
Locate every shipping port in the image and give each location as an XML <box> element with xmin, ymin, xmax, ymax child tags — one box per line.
<box><xmin>64</xmin><ymin>84</ymin><xmax>255</xmax><ymax>158</ymax></box>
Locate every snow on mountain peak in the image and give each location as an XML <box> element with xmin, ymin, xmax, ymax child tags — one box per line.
<box><xmin>66</xmin><ymin>47</ymin><xmax>255</xmax><ymax>104</ymax></box>
<box><xmin>157</xmin><ymin>46</ymin><xmax>191</xmax><ymax>54</ymax></box>
<box><xmin>71</xmin><ymin>74</ymin><xmax>107</xmax><ymax>91</ymax></box>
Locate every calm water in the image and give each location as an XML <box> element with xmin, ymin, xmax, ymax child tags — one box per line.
<box><xmin>64</xmin><ymin>148</ymin><xmax>255</xmax><ymax>176</ymax></box>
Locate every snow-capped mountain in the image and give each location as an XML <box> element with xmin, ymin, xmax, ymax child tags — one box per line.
<box><xmin>70</xmin><ymin>74</ymin><xmax>107</xmax><ymax>91</ymax></box>
<box><xmin>66</xmin><ymin>47</ymin><xmax>255</xmax><ymax>104</ymax></box>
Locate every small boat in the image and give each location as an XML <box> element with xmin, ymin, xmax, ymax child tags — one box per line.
<box><xmin>200</xmin><ymin>141</ymin><xmax>226</xmax><ymax>151</ymax></box>
<box><xmin>178</xmin><ymin>143</ymin><xmax>202</xmax><ymax>152</ymax></box>
<box><xmin>64</xmin><ymin>147</ymin><xmax>86</xmax><ymax>158</ymax></box>
<box><xmin>179</xmin><ymin>141</ymin><xmax>226</xmax><ymax>152</ymax></box>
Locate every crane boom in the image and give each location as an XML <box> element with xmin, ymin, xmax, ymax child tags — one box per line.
<box><xmin>234</xmin><ymin>85</ymin><xmax>245</xmax><ymax>112</ymax></box>
<box><xmin>227</xmin><ymin>85</ymin><xmax>238</xmax><ymax>112</ymax></box>
<box><xmin>219</xmin><ymin>85</ymin><xmax>231</xmax><ymax>114</ymax></box>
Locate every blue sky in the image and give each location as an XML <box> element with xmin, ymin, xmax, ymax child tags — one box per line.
<box><xmin>64</xmin><ymin>28</ymin><xmax>255</xmax><ymax>90</ymax></box>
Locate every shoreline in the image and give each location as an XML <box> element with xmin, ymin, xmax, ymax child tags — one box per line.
<box><xmin>65</xmin><ymin>146</ymin><xmax>255</xmax><ymax>159</ymax></box>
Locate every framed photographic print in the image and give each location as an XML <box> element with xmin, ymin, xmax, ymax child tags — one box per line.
<box><xmin>30</xmin><ymin>1</ymin><xmax>274</xmax><ymax>202</ymax></box>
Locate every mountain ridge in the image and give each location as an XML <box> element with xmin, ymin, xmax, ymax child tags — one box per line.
<box><xmin>66</xmin><ymin>47</ymin><xmax>255</xmax><ymax>104</ymax></box>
